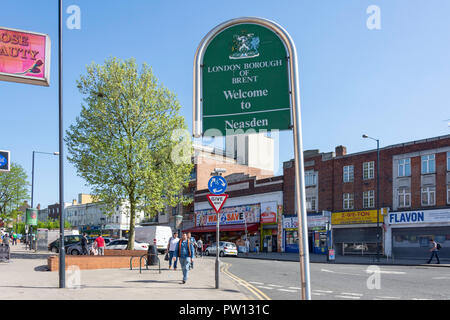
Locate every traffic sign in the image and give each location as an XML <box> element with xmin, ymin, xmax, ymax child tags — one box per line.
<box><xmin>208</xmin><ymin>175</ymin><xmax>227</xmax><ymax>194</ymax></box>
<box><xmin>0</xmin><ymin>150</ymin><xmax>10</xmax><ymax>172</ymax></box>
<box><xmin>207</xmin><ymin>194</ymin><xmax>228</xmax><ymax>214</ymax></box>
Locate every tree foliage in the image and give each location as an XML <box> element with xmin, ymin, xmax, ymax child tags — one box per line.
<box><xmin>0</xmin><ymin>163</ymin><xmax>29</xmax><ymax>221</ymax></box>
<box><xmin>65</xmin><ymin>57</ymin><xmax>193</xmax><ymax>249</ymax></box>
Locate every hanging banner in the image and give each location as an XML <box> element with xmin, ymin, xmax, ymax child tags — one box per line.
<box><xmin>0</xmin><ymin>27</ymin><xmax>51</xmax><ymax>86</ymax></box>
<box><xmin>26</xmin><ymin>208</ymin><xmax>38</xmax><ymax>226</ymax></box>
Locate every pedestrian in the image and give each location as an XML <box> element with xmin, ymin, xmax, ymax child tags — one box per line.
<box><xmin>188</xmin><ymin>232</ymin><xmax>196</xmax><ymax>268</ymax></box>
<box><xmin>245</xmin><ymin>238</ymin><xmax>250</xmax><ymax>256</ymax></box>
<box><xmin>166</xmin><ymin>232</ymin><xmax>179</xmax><ymax>270</ymax></box>
<box><xmin>174</xmin><ymin>233</ymin><xmax>195</xmax><ymax>284</ymax></box>
<box><xmin>95</xmin><ymin>234</ymin><xmax>105</xmax><ymax>256</ymax></box>
<box><xmin>81</xmin><ymin>233</ymin><xmax>89</xmax><ymax>255</ymax></box>
<box><xmin>427</xmin><ymin>238</ymin><xmax>441</xmax><ymax>264</ymax></box>
<box><xmin>197</xmin><ymin>238</ymin><xmax>203</xmax><ymax>257</ymax></box>
<box><xmin>12</xmin><ymin>232</ymin><xmax>17</xmax><ymax>246</ymax></box>
<box><xmin>3</xmin><ymin>233</ymin><xmax>9</xmax><ymax>246</ymax></box>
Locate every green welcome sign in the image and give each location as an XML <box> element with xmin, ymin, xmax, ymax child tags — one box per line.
<box><xmin>201</xmin><ymin>23</ymin><xmax>291</xmax><ymax>136</ymax></box>
<box><xmin>26</xmin><ymin>208</ymin><xmax>38</xmax><ymax>226</ymax></box>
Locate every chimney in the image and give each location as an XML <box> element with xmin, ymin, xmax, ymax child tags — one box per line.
<box><xmin>72</xmin><ymin>199</ymin><xmax>77</xmax><ymax>205</ymax></box>
<box><xmin>335</xmin><ymin>145</ymin><xmax>347</xmax><ymax>157</ymax></box>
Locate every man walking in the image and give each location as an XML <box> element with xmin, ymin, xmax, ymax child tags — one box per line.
<box><xmin>95</xmin><ymin>234</ymin><xmax>105</xmax><ymax>256</ymax></box>
<box><xmin>81</xmin><ymin>233</ymin><xmax>89</xmax><ymax>255</ymax></box>
<box><xmin>174</xmin><ymin>233</ymin><xmax>195</xmax><ymax>284</ymax></box>
<box><xmin>197</xmin><ymin>238</ymin><xmax>203</xmax><ymax>257</ymax></box>
<box><xmin>427</xmin><ymin>238</ymin><xmax>440</xmax><ymax>264</ymax></box>
<box><xmin>167</xmin><ymin>232</ymin><xmax>179</xmax><ymax>270</ymax></box>
<box><xmin>188</xmin><ymin>232</ymin><xmax>196</xmax><ymax>268</ymax></box>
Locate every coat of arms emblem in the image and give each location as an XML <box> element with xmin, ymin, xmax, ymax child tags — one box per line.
<box><xmin>229</xmin><ymin>33</ymin><xmax>260</xmax><ymax>59</ymax></box>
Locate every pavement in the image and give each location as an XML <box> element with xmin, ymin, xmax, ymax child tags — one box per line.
<box><xmin>235</xmin><ymin>251</ymin><xmax>450</xmax><ymax>267</ymax></box>
<box><xmin>0</xmin><ymin>244</ymin><xmax>254</xmax><ymax>300</ymax></box>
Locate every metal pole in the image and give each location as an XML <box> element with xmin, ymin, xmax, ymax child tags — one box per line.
<box><xmin>58</xmin><ymin>0</ymin><xmax>65</xmax><ymax>288</ymax></box>
<box><xmin>376</xmin><ymin>139</ymin><xmax>380</xmax><ymax>262</ymax></box>
<box><xmin>30</xmin><ymin>151</ymin><xmax>34</xmax><ymax>250</ymax></box>
<box><xmin>215</xmin><ymin>211</ymin><xmax>220</xmax><ymax>289</ymax></box>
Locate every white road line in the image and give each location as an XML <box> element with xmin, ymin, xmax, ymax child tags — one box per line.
<box><xmin>256</xmin><ymin>286</ymin><xmax>274</xmax><ymax>290</ymax></box>
<box><xmin>341</xmin><ymin>292</ymin><xmax>364</xmax><ymax>296</ymax></box>
<box><xmin>375</xmin><ymin>296</ymin><xmax>401</xmax><ymax>300</ymax></box>
<box><xmin>288</xmin><ymin>287</ymin><xmax>302</xmax><ymax>290</ymax></box>
<box><xmin>335</xmin><ymin>295</ymin><xmax>361</xmax><ymax>300</ymax></box>
<box><xmin>249</xmin><ymin>282</ymin><xmax>265</xmax><ymax>285</ymax></box>
<box><xmin>312</xmin><ymin>293</ymin><xmax>326</xmax><ymax>296</ymax></box>
<box><xmin>278</xmin><ymin>289</ymin><xmax>298</xmax><ymax>293</ymax></box>
<box><xmin>412</xmin><ymin>298</ymin><xmax>431</xmax><ymax>300</ymax></box>
<box><xmin>432</xmin><ymin>277</ymin><xmax>450</xmax><ymax>280</ymax></box>
<box><xmin>365</xmin><ymin>270</ymin><xmax>406</xmax><ymax>275</ymax></box>
<box><xmin>267</xmin><ymin>284</ymin><xmax>284</xmax><ymax>288</ymax></box>
<box><xmin>314</xmin><ymin>290</ymin><xmax>333</xmax><ymax>294</ymax></box>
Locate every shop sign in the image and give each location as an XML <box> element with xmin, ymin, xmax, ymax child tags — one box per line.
<box><xmin>196</xmin><ymin>21</ymin><xmax>291</xmax><ymax>136</ymax></box>
<box><xmin>331</xmin><ymin>209</ymin><xmax>385</xmax><ymax>225</ymax></box>
<box><xmin>308</xmin><ymin>215</ymin><xmax>329</xmax><ymax>229</ymax></box>
<box><xmin>260</xmin><ymin>201</ymin><xmax>277</xmax><ymax>224</ymax></box>
<box><xmin>195</xmin><ymin>204</ymin><xmax>260</xmax><ymax>226</ymax></box>
<box><xmin>0</xmin><ymin>27</ymin><xmax>51</xmax><ymax>86</ymax></box>
<box><xmin>283</xmin><ymin>216</ymin><xmax>298</xmax><ymax>229</ymax></box>
<box><xmin>388</xmin><ymin>209</ymin><xmax>450</xmax><ymax>225</ymax></box>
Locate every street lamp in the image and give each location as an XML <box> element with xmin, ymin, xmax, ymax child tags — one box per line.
<box><xmin>30</xmin><ymin>150</ymin><xmax>59</xmax><ymax>250</ymax></box>
<box><xmin>362</xmin><ymin>134</ymin><xmax>380</xmax><ymax>262</ymax></box>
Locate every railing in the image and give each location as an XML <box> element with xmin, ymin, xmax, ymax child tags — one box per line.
<box><xmin>130</xmin><ymin>252</ymin><xmax>161</xmax><ymax>274</ymax></box>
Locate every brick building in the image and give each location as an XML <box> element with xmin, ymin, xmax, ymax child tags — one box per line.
<box><xmin>283</xmin><ymin>134</ymin><xmax>450</xmax><ymax>258</ymax></box>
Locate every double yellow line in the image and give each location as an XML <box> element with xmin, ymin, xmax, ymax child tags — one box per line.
<box><xmin>221</xmin><ymin>262</ymin><xmax>271</xmax><ymax>300</ymax></box>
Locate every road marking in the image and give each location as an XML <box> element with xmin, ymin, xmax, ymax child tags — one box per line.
<box><xmin>249</xmin><ymin>281</ymin><xmax>265</xmax><ymax>285</ymax></box>
<box><xmin>335</xmin><ymin>295</ymin><xmax>361</xmax><ymax>300</ymax></box>
<box><xmin>320</xmin><ymin>268</ymin><xmax>360</xmax><ymax>276</ymax></box>
<box><xmin>257</xmin><ymin>286</ymin><xmax>274</xmax><ymax>290</ymax></box>
<box><xmin>312</xmin><ymin>292</ymin><xmax>326</xmax><ymax>296</ymax></box>
<box><xmin>288</xmin><ymin>287</ymin><xmax>302</xmax><ymax>290</ymax></box>
<box><xmin>221</xmin><ymin>262</ymin><xmax>271</xmax><ymax>301</ymax></box>
<box><xmin>432</xmin><ymin>277</ymin><xmax>450</xmax><ymax>280</ymax></box>
<box><xmin>341</xmin><ymin>292</ymin><xmax>363</xmax><ymax>296</ymax></box>
<box><xmin>365</xmin><ymin>270</ymin><xmax>406</xmax><ymax>275</ymax></box>
<box><xmin>375</xmin><ymin>296</ymin><xmax>401</xmax><ymax>300</ymax></box>
<box><xmin>267</xmin><ymin>284</ymin><xmax>284</xmax><ymax>288</ymax></box>
<box><xmin>314</xmin><ymin>289</ymin><xmax>333</xmax><ymax>294</ymax></box>
<box><xmin>412</xmin><ymin>298</ymin><xmax>431</xmax><ymax>300</ymax></box>
<box><xmin>278</xmin><ymin>289</ymin><xmax>298</xmax><ymax>293</ymax></box>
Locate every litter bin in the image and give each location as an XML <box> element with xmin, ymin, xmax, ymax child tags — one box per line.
<box><xmin>147</xmin><ymin>245</ymin><xmax>159</xmax><ymax>266</ymax></box>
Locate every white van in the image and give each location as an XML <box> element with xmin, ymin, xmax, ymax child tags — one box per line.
<box><xmin>134</xmin><ymin>226</ymin><xmax>173</xmax><ymax>254</ymax></box>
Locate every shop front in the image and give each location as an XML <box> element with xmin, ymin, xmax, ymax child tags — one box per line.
<box><xmin>282</xmin><ymin>214</ymin><xmax>330</xmax><ymax>254</ymax></box>
<box><xmin>184</xmin><ymin>203</ymin><xmax>261</xmax><ymax>253</ymax></box>
<box><xmin>386</xmin><ymin>209</ymin><xmax>450</xmax><ymax>259</ymax></box>
<box><xmin>260</xmin><ymin>201</ymin><xmax>279</xmax><ymax>252</ymax></box>
<box><xmin>331</xmin><ymin>209</ymin><xmax>386</xmax><ymax>256</ymax></box>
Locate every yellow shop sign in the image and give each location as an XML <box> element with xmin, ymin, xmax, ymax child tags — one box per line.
<box><xmin>332</xmin><ymin>209</ymin><xmax>385</xmax><ymax>225</ymax></box>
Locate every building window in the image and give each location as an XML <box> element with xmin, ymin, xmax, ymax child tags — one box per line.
<box><xmin>447</xmin><ymin>185</ymin><xmax>450</xmax><ymax>204</ymax></box>
<box><xmin>363</xmin><ymin>190</ymin><xmax>375</xmax><ymax>208</ymax></box>
<box><xmin>343</xmin><ymin>193</ymin><xmax>354</xmax><ymax>210</ymax></box>
<box><xmin>398</xmin><ymin>158</ymin><xmax>411</xmax><ymax>177</ymax></box>
<box><xmin>421</xmin><ymin>186</ymin><xmax>436</xmax><ymax>206</ymax></box>
<box><xmin>447</xmin><ymin>152</ymin><xmax>450</xmax><ymax>171</ymax></box>
<box><xmin>421</xmin><ymin>154</ymin><xmax>435</xmax><ymax>174</ymax></box>
<box><xmin>305</xmin><ymin>171</ymin><xmax>317</xmax><ymax>186</ymax></box>
<box><xmin>306</xmin><ymin>196</ymin><xmax>317</xmax><ymax>212</ymax></box>
<box><xmin>398</xmin><ymin>188</ymin><xmax>411</xmax><ymax>208</ymax></box>
<box><xmin>363</xmin><ymin>161</ymin><xmax>375</xmax><ymax>180</ymax></box>
<box><xmin>343</xmin><ymin>165</ymin><xmax>354</xmax><ymax>183</ymax></box>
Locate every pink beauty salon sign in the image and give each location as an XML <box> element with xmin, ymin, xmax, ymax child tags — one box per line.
<box><xmin>0</xmin><ymin>27</ymin><xmax>51</xmax><ymax>86</ymax></box>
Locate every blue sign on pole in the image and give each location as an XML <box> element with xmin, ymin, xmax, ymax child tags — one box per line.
<box><xmin>0</xmin><ymin>150</ymin><xmax>10</xmax><ymax>172</ymax></box>
<box><xmin>208</xmin><ymin>176</ymin><xmax>227</xmax><ymax>195</ymax></box>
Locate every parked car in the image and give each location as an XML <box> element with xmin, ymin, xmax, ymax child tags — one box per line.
<box><xmin>106</xmin><ymin>239</ymin><xmax>149</xmax><ymax>250</ymax></box>
<box><xmin>48</xmin><ymin>235</ymin><xmax>83</xmax><ymax>253</ymax></box>
<box><xmin>68</xmin><ymin>237</ymin><xmax>114</xmax><ymax>255</ymax></box>
<box><xmin>205</xmin><ymin>241</ymin><xmax>238</xmax><ymax>257</ymax></box>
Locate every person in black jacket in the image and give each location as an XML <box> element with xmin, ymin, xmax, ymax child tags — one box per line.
<box><xmin>81</xmin><ymin>233</ymin><xmax>89</xmax><ymax>255</ymax></box>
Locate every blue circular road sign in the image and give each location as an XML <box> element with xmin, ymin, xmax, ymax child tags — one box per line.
<box><xmin>208</xmin><ymin>175</ymin><xmax>227</xmax><ymax>195</ymax></box>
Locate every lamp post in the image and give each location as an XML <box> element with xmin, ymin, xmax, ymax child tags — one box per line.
<box><xmin>362</xmin><ymin>134</ymin><xmax>380</xmax><ymax>262</ymax></box>
<box><xmin>30</xmin><ymin>150</ymin><xmax>59</xmax><ymax>250</ymax></box>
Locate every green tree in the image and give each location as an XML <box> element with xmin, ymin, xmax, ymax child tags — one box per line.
<box><xmin>0</xmin><ymin>163</ymin><xmax>29</xmax><ymax>222</ymax></box>
<box><xmin>66</xmin><ymin>57</ymin><xmax>193</xmax><ymax>249</ymax></box>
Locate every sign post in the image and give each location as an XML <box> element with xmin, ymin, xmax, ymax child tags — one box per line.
<box><xmin>193</xmin><ymin>17</ymin><xmax>311</xmax><ymax>299</ymax></box>
<box><xmin>0</xmin><ymin>150</ymin><xmax>10</xmax><ymax>172</ymax></box>
<box><xmin>207</xmin><ymin>175</ymin><xmax>228</xmax><ymax>289</ymax></box>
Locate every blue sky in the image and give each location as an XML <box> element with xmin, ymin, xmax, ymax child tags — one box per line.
<box><xmin>1</xmin><ymin>0</ymin><xmax>449</xmax><ymax>208</ymax></box>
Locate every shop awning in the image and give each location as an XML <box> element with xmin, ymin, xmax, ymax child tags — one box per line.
<box><xmin>183</xmin><ymin>223</ymin><xmax>259</xmax><ymax>233</ymax></box>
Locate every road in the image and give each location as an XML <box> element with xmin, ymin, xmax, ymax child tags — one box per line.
<box><xmin>218</xmin><ymin>256</ymin><xmax>450</xmax><ymax>300</ymax></box>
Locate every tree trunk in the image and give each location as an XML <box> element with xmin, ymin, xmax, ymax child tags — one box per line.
<box><xmin>127</xmin><ymin>197</ymin><xmax>136</xmax><ymax>250</ymax></box>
